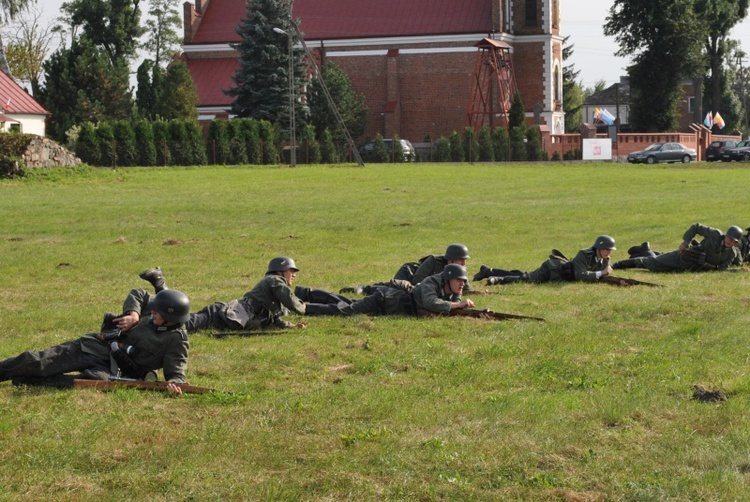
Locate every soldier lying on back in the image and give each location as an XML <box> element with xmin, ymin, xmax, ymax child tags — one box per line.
<box><xmin>0</xmin><ymin>289</ymin><xmax>191</xmax><ymax>395</ymax></box>
<box><xmin>612</xmin><ymin>223</ymin><xmax>741</xmax><ymax>272</ymax></box>
<box><xmin>474</xmin><ymin>235</ymin><xmax>617</xmax><ymax>285</ymax></box>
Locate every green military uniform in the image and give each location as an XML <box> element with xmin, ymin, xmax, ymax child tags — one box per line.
<box><xmin>485</xmin><ymin>247</ymin><xmax>609</xmax><ymax>284</ymax></box>
<box><xmin>613</xmin><ymin>223</ymin><xmax>739</xmax><ymax>272</ymax></box>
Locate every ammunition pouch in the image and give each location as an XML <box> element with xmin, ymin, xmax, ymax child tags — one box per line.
<box><xmin>683</xmin><ymin>247</ymin><xmax>707</xmax><ymax>268</ymax></box>
<box><xmin>110</xmin><ymin>346</ymin><xmax>147</xmax><ymax>379</ymax></box>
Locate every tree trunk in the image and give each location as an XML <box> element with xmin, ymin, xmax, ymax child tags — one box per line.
<box><xmin>0</xmin><ymin>30</ymin><xmax>13</xmax><ymax>79</ymax></box>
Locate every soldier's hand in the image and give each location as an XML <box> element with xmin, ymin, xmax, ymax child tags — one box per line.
<box><xmin>117</xmin><ymin>312</ymin><xmax>140</xmax><ymax>331</ymax></box>
<box><xmin>164</xmin><ymin>382</ymin><xmax>183</xmax><ymax>396</ymax></box>
<box><xmin>293</xmin><ymin>322</ymin><xmax>307</xmax><ymax>329</ymax></box>
<box><xmin>462</xmin><ymin>299</ymin><xmax>475</xmax><ymax>308</ymax></box>
<box><xmin>679</xmin><ymin>243</ymin><xmax>688</xmax><ymax>253</ymax></box>
<box><xmin>602</xmin><ymin>265</ymin><xmax>613</xmax><ymax>276</ymax></box>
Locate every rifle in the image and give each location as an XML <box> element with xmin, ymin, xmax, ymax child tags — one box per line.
<box><xmin>599</xmin><ymin>275</ymin><xmax>663</xmax><ymax>287</ymax></box>
<box><xmin>450</xmin><ymin>308</ymin><xmax>545</xmax><ymax>322</ymax></box>
<box><xmin>72</xmin><ymin>377</ymin><xmax>216</xmax><ymax>394</ymax></box>
<box><xmin>463</xmin><ymin>289</ymin><xmax>502</xmax><ymax>295</ymax></box>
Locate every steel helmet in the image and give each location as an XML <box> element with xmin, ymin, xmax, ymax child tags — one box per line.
<box><xmin>444</xmin><ymin>243</ymin><xmax>470</xmax><ymax>261</ymax></box>
<box><xmin>442</xmin><ymin>264</ymin><xmax>469</xmax><ymax>282</ymax></box>
<box><xmin>726</xmin><ymin>225</ymin><xmax>743</xmax><ymax>241</ymax></box>
<box><xmin>147</xmin><ymin>289</ymin><xmax>190</xmax><ymax>324</ymax></box>
<box><xmin>593</xmin><ymin>235</ymin><xmax>616</xmax><ymax>250</ymax></box>
<box><xmin>266</xmin><ymin>256</ymin><xmax>299</xmax><ymax>274</ymax></box>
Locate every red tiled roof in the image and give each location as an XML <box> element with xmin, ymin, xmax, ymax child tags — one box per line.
<box><xmin>187</xmin><ymin>57</ymin><xmax>238</xmax><ymax>106</ymax></box>
<box><xmin>189</xmin><ymin>0</ymin><xmax>493</xmax><ymax>44</ymax></box>
<box><xmin>0</xmin><ymin>71</ymin><xmax>48</xmax><ymax>115</ymax></box>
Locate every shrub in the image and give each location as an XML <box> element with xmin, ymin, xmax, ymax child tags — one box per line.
<box><xmin>300</xmin><ymin>124</ymin><xmax>321</xmax><ymax>164</ymax></box>
<box><xmin>320</xmin><ymin>129</ymin><xmax>339</xmax><ymax>163</ymax></box>
<box><xmin>112</xmin><ymin>121</ymin><xmax>137</xmax><ymax>167</ymax></box>
<box><xmin>207</xmin><ymin>119</ymin><xmax>231</xmax><ymax>165</ymax></box>
<box><xmin>0</xmin><ymin>154</ymin><xmax>23</xmax><ymax>178</ymax></box>
<box><xmin>258</xmin><ymin>120</ymin><xmax>278</xmax><ymax>164</ymax></box>
<box><xmin>463</xmin><ymin>127</ymin><xmax>479</xmax><ymax>163</ymax></box>
<box><xmin>509</xmin><ymin>126</ymin><xmax>527</xmax><ymax>161</ymax></box>
<box><xmin>168</xmin><ymin>120</ymin><xmax>191</xmax><ymax>166</ymax></box>
<box><xmin>152</xmin><ymin>120</ymin><xmax>171</xmax><ymax>166</ymax></box>
<box><xmin>478</xmin><ymin>126</ymin><xmax>494</xmax><ymax>161</ymax></box>
<box><xmin>525</xmin><ymin>127</ymin><xmax>544</xmax><ymax>161</ymax></box>
<box><xmin>96</xmin><ymin>122</ymin><xmax>115</xmax><ymax>167</ymax></box>
<box><xmin>434</xmin><ymin>136</ymin><xmax>451</xmax><ymax>162</ymax></box>
<box><xmin>133</xmin><ymin>120</ymin><xmax>157</xmax><ymax>167</ymax></box>
<box><xmin>391</xmin><ymin>134</ymin><xmax>405</xmax><ymax>163</ymax></box>
<box><xmin>492</xmin><ymin>127</ymin><xmax>510</xmax><ymax>162</ymax></box>
<box><xmin>449</xmin><ymin>131</ymin><xmax>464</xmax><ymax>162</ymax></box>
<box><xmin>75</xmin><ymin>122</ymin><xmax>100</xmax><ymax>166</ymax></box>
<box><xmin>185</xmin><ymin>120</ymin><xmax>207</xmax><ymax>166</ymax></box>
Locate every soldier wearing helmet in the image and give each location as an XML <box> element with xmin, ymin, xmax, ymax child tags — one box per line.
<box><xmin>477</xmin><ymin>235</ymin><xmax>617</xmax><ymax>285</ymax></box>
<box><xmin>0</xmin><ymin>289</ymin><xmax>191</xmax><ymax>394</ymax></box>
<box><xmin>613</xmin><ymin>223</ymin><xmax>741</xmax><ymax>272</ymax></box>
<box><xmin>339</xmin><ymin>243</ymin><xmax>473</xmax><ymax>295</ymax></box>
<box><xmin>305</xmin><ymin>265</ymin><xmax>475</xmax><ymax>317</ymax></box>
<box><xmin>119</xmin><ymin>257</ymin><xmax>350</xmax><ymax>334</ymax></box>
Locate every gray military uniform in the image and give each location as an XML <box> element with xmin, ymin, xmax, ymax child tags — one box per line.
<box><xmin>305</xmin><ymin>273</ymin><xmax>460</xmax><ymax>316</ymax></box>
<box><xmin>615</xmin><ymin>223</ymin><xmax>738</xmax><ymax>272</ymax></box>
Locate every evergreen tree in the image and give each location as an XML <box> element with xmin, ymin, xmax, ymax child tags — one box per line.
<box><xmin>96</xmin><ymin>121</ymin><xmax>115</xmax><ymax>167</ymax></box>
<box><xmin>370</xmin><ymin>134</ymin><xmax>388</xmax><ymax>163</ymax></box>
<box><xmin>463</xmin><ymin>127</ymin><xmax>479</xmax><ymax>163</ymax></box>
<box><xmin>226</xmin><ymin>0</ymin><xmax>305</xmax><ymax>129</ymax></box>
<box><xmin>239</xmin><ymin>118</ymin><xmax>262</xmax><ymax>164</ymax></box>
<box><xmin>136</xmin><ymin>60</ymin><xmax>156</xmax><ymax>119</ymax></box>
<box><xmin>492</xmin><ymin>126</ymin><xmax>510</xmax><ymax>161</ymax></box>
<box><xmin>509</xmin><ymin>92</ymin><xmax>526</xmax><ymax>129</ymax></box>
<box><xmin>168</xmin><ymin>119</ymin><xmax>190</xmax><ymax>165</ymax></box>
<box><xmin>258</xmin><ymin>119</ymin><xmax>279</xmax><ymax>164</ymax></box>
<box><xmin>39</xmin><ymin>39</ymin><xmax>132</xmax><ymax>141</ymax></box>
<box><xmin>112</xmin><ymin>120</ymin><xmax>137</xmax><ymax>167</ymax></box>
<box><xmin>75</xmin><ymin>121</ymin><xmax>100</xmax><ymax>166</ymax></box>
<box><xmin>207</xmin><ymin>119</ymin><xmax>231</xmax><ymax>165</ymax></box>
<box><xmin>562</xmin><ymin>36</ymin><xmax>584</xmax><ymax>133</ymax></box>
<box><xmin>152</xmin><ymin>120</ymin><xmax>171</xmax><ymax>166</ymax></box>
<box><xmin>154</xmin><ymin>59</ymin><xmax>198</xmax><ymax>120</ymax></box>
<box><xmin>186</xmin><ymin>120</ymin><xmax>208</xmax><ymax>165</ymax></box>
<box><xmin>319</xmin><ymin>128</ymin><xmax>338</xmax><ymax>163</ymax></box>
<box><xmin>449</xmin><ymin>131</ymin><xmax>464</xmax><ymax>162</ymax></box>
<box><xmin>434</xmin><ymin>137</ymin><xmax>451</xmax><ymax>162</ymax></box>
<box><xmin>300</xmin><ymin>124</ymin><xmax>321</xmax><ymax>164</ymax></box>
<box><xmin>509</xmin><ymin>126</ymin><xmax>527</xmax><ymax>161</ymax></box>
<box><xmin>134</xmin><ymin>120</ymin><xmax>157</xmax><ymax>166</ymax></box>
<box><xmin>478</xmin><ymin>126</ymin><xmax>494</xmax><ymax>161</ymax></box>
<box><xmin>525</xmin><ymin>127</ymin><xmax>544</xmax><ymax>161</ymax></box>
<box><xmin>308</xmin><ymin>61</ymin><xmax>367</xmax><ymax>155</ymax></box>
<box><xmin>391</xmin><ymin>135</ymin><xmax>405</xmax><ymax>163</ymax></box>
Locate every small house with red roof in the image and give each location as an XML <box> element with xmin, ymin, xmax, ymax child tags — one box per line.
<box><xmin>0</xmin><ymin>70</ymin><xmax>49</xmax><ymax>136</ymax></box>
<box><xmin>181</xmin><ymin>0</ymin><xmax>564</xmax><ymax>144</ymax></box>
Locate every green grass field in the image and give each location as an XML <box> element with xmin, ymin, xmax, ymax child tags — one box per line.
<box><xmin>1</xmin><ymin>161</ymin><xmax>750</xmax><ymax>500</ymax></box>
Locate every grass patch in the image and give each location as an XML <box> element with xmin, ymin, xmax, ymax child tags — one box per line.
<box><xmin>1</xmin><ymin>161</ymin><xmax>750</xmax><ymax>499</ymax></box>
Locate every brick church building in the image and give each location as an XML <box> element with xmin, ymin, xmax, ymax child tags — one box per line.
<box><xmin>182</xmin><ymin>0</ymin><xmax>565</xmax><ymax>144</ymax></box>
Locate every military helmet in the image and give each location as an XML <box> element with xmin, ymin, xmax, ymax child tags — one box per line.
<box><xmin>147</xmin><ymin>289</ymin><xmax>190</xmax><ymax>324</ymax></box>
<box><xmin>442</xmin><ymin>264</ymin><xmax>469</xmax><ymax>282</ymax></box>
<box><xmin>726</xmin><ymin>225</ymin><xmax>743</xmax><ymax>241</ymax></box>
<box><xmin>266</xmin><ymin>256</ymin><xmax>299</xmax><ymax>274</ymax></box>
<box><xmin>592</xmin><ymin>235</ymin><xmax>616</xmax><ymax>250</ymax></box>
<box><xmin>444</xmin><ymin>243</ymin><xmax>470</xmax><ymax>261</ymax></box>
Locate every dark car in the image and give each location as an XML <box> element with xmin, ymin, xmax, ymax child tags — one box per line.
<box><xmin>721</xmin><ymin>140</ymin><xmax>750</xmax><ymax>162</ymax></box>
<box><xmin>359</xmin><ymin>138</ymin><xmax>416</xmax><ymax>162</ymax></box>
<box><xmin>627</xmin><ymin>142</ymin><xmax>697</xmax><ymax>164</ymax></box>
<box><xmin>705</xmin><ymin>140</ymin><xmax>738</xmax><ymax>162</ymax></box>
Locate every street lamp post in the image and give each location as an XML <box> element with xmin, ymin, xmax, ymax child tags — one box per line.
<box><xmin>273</xmin><ymin>27</ymin><xmax>296</xmax><ymax>167</ymax></box>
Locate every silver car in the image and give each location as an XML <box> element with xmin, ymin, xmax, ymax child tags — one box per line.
<box><xmin>627</xmin><ymin>142</ymin><xmax>697</xmax><ymax>164</ymax></box>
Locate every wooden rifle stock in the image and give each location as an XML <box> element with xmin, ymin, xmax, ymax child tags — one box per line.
<box><xmin>72</xmin><ymin>378</ymin><xmax>216</xmax><ymax>394</ymax></box>
<box><xmin>451</xmin><ymin>308</ymin><xmax>545</xmax><ymax>322</ymax></box>
<box><xmin>599</xmin><ymin>275</ymin><xmax>662</xmax><ymax>287</ymax></box>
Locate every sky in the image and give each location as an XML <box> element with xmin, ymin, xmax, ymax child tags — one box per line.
<box><xmin>31</xmin><ymin>0</ymin><xmax>750</xmax><ymax>91</ymax></box>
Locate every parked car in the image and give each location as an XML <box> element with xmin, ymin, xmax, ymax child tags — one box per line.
<box><xmin>705</xmin><ymin>140</ymin><xmax>738</xmax><ymax>162</ymax></box>
<box><xmin>626</xmin><ymin>142</ymin><xmax>697</xmax><ymax>164</ymax></box>
<box><xmin>359</xmin><ymin>138</ymin><xmax>416</xmax><ymax>162</ymax></box>
<box><xmin>721</xmin><ymin>140</ymin><xmax>750</xmax><ymax>162</ymax></box>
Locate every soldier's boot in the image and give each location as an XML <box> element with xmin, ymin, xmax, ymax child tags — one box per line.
<box><xmin>139</xmin><ymin>266</ymin><xmax>167</xmax><ymax>293</ymax></box>
<box><xmin>486</xmin><ymin>275</ymin><xmax>522</xmax><ymax>285</ymax></box>
<box><xmin>473</xmin><ymin>265</ymin><xmax>515</xmax><ymax>281</ymax></box>
<box><xmin>473</xmin><ymin>265</ymin><xmax>492</xmax><ymax>281</ymax></box>
<box><xmin>612</xmin><ymin>259</ymin><xmax>639</xmax><ymax>270</ymax></box>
